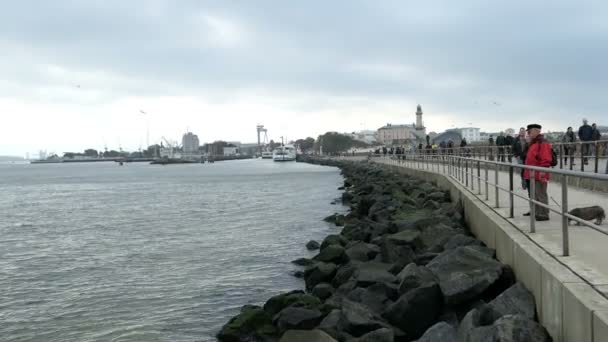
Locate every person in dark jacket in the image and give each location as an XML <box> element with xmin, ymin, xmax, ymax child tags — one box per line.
<box><xmin>496</xmin><ymin>132</ymin><xmax>506</xmax><ymax>162</ymax></box>
<box><xmin>578</xmin><ymin>119</ymin><xmax>593</xmax><ymax>164</ymax></box>
<box><xmin>504</xmin><ymin>134</ymin><xmax>514</xmax><ymax>162</ymax></box>
<box><xmin>512</xmin><ymin>127</ymin><xmax>527</xmax><ymax>189</ymax></box>
<box><xmin>562</xmin><ymin>127</ymin><xmax>576</xmax><ymax>166</ymax></box>
<box><xmin>523</xmin><ymin>124</ymin><xmax>552</xmax><ymax>221</ymax></box>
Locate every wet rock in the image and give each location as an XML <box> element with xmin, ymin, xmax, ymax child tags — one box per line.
<box><xmin>314</xmin><ymin>245</ymin><xmax>347</xmax><ymax>264</ymax></box>
<box><xmin>416</xmin><ymin>322</ymin><xmax>457</xmax><ymax>342</ymax></box>
<box><xmin>264</xmin><ymin>290</ymin><xmax>322</xmax><ymax>316</ymax></box>
<box><xmin>291</xmin><ymin>270</ymin><xmax>304</xmax><ymax>278</ymax></box>
<box><xmin>382</xmin><ymin>282</ymin><xmax>443</xmax><ymax>339</ymax></box>
<box><xmin>321</xmin><ymin>234</ymin><xmax>348</xmax><ymax>250</ymax></box>
<box><xmin>346</xmin><ymin>286</ymin><xmax>392</xmax><ymax>314</ymax></box>
<box><xmin>279</xmin><ymin>329</ymin><xmax>337</xmax><ymax>342</ymax></box>
<box><xmin>307</xmin><ymin>240</ymin><xmax>321</xmax><ymax>250</ymax></box>
<box><xmin>292</xmin><ymin>257</ymin><xmax>314</xmax><ymax>266</ymax></box>
<box><xmin>493</xmin><ymin>315</ymin><xmax>550</xmax><ymax>341</ymax></box>
<box><xmin>427</xmin><ymin>246</ymin><xmax>504</xmax><ymax>305</ymax></box>
<box><xmin>217</xmin><ymin>305</ymin><xmax>276</xmax><ymax>342</ymax></box>
<box><xmin>387</xmin><ymin>230</ymin><xmax>422</xmax><ymax>248</ymax></box>
<box><xmin>414</xmin><ymin>252</ymin><xmax>440</xmax><ymax>266</ymax></box>
<box><xmin>312</xmin><ymin>283</ymin><xmax>335</xmax><ymax>301</ymax></box>
<box><xmin>378</xmin><ymin>238</ymin><xmax>416</xmax><ymax>267</ymax></box>
<box><xmin>305</xmin><ymin>262</ymin><xmax>338</xmax><ymax>290</ymax></box>
<box><xmin>273</xmin><ymin>307</ymin><xmax>323</xmax><ymax>333</ymax></box>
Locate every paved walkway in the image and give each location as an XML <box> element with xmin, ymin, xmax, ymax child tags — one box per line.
<box><xmin>338</xmin><ymin>156</ymin><xmax>608</xmax><ymax>296</ymax></box>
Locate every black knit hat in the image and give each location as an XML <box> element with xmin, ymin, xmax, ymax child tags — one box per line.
<box><xmin>526</xmin><ymin>124</ymin><xmax>541</xmax><ymax>130</ymax></box>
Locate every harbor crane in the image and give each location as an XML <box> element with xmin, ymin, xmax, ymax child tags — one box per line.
<box><xmin>256</xmin><ymin>124</ymin><xmax>269</xmax><ymax>156</ymax></box>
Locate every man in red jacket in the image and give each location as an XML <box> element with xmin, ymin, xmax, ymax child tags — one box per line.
<box><xmin>523</xmin><ymin>124</ymin><xmax>552</xmax><ymax>221</ymax></box>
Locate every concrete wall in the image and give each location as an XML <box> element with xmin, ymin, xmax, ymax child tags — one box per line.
<box><xmin>384</xmin><ymin>163</ymin><xmax>608</xmax><ymax>342</ymax></box>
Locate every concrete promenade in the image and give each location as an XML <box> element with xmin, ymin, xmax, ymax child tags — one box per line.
<box><xmin>333</xmin><ymin>155</ymin><xmax>608</xmax><ymax>341</ymax></box>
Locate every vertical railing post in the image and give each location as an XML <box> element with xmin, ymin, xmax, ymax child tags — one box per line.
<box><xmin>477</xmin><ymin>160</ymin><xmax>481</xmax><ymax>195</ymax></box>
<box><xmin>529</xmin><ymin>170</ymin><xmax>536</xmax><ymax>233</ymax></box>
<box><xmin>465</xmin><ymin>159</ymin><xmax>469</xmax><ymax>187</ymax></box>
<box><xmin>595</xmin><ymin>141</ymin><xmax>599</xmax><ymax>173</ymax></box>
<box><xmin>494</xmin><ymin>163</ymin><xmax>499</xmax><ymax>208</ymax></box>
<box><xmin>559</xmin><ymin>143</ymin><xmax>563</xmax><ymax>170</ymax></box>
<box><xmin>485</xmin><ymin>163</ymin><xmax>489</xmax><ymax>201</ymax></box>
<box><xmin>561</xmin><ymin>175</ymin><xmax>569</xmax><ymax>256</ymax></box>
<box><xmin>581</xmin><ymin>142</ymin><xmax>585</xmax><ymax>172</ymax></box>
<box><xmin>509</xmin><ymin>166</ymin><xmax>514</xmax><ymax>218</ymax></box>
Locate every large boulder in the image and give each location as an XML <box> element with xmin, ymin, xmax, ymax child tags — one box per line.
<box><xmin>341</xmin><ymin>223</ymin><xmax>372</xmax><ymax>242</ymax></box>
<box><xmin>332</xmin><ymin>263</ymin><xmax>357</xmax><ymax>288</ymax></box>
<box><xmin>279</xmin><ymin>329</ymin><xmax>337</xmax><ymax>342</ymax></box>
<box><xmin>493</xmin><ymin>315</ymin><xmax>550</xmax><ymax>341</ymax></box>
<box><xmin>318</xmin><ymin>309</ymin><xmax>341</xmax><ymax>339</ymax></box>
<box><xmin>353</xmin><ymin>262</ymin><xmax>397</xmax><ymax>287</ymax></box>
<box><xmin>354</xmin><ymin>327</ymin><xmax>394</xmax><ymax>342</ymax></box>
<box><xmin>314</xmin><ymin>245</ymin><xmax>347</xmax><ymax>264</ymax></box>
<box><xmin>338</xmin><ymin>299</ymin><xmax>386</xmax><ymax>337</ymax></box>
<box><xmin>382</xmin><ymin>282</ymin><xmax>443</xmax><ymax>339</ymax></box>
<box><xmin>305</xmin><ymin>262</ymin><xmax>338</xmax><ymax>290</ymax></box>
<box><xmin>274</xmin><ymin>307</ymin><xmax>323</xmax><ymax>333</ymax></box>
<box><xmin>312</xmin><ymin>283</ymin><xmax>335</xmax><ymax>300</ymax></box>
<box><xmin>415</xmin><ymin>322</ymin><xmax>457</xmax><ymax>342</ymax></box>
<box><xmin>427</xmin><ymin>246</ymin><xmax>504</xmax><ymax>305</ymax></box>
<box><xmin>464</xmin><ymin>315</ymin><xmax>551</xmax><ymax>342</ymax></box>
<box><xmin>386</xmin><ymin>230</ymin><xmax>422</xmax><ymax>249</ymax></box>
<box><xmin>443</xmin><ymin>234</ymin><xmax>483</xmax><ymax>250</ymax></box>
<box><xmin>488</xmin><ymin>282</ymin><xmax>536</xmax><ymax>321</ymax></box>
<box><xmin>378</xmin><ymin>238</ymin><xmax>416</xmax><ymax>267</ymax></box>
<box><xmin>346</xmin><ymin>286</ymin><xmax>392</xmax><ymax>314</ymax></box>
<box><xmin>321</xmin><ymin>235</ymin><xmax>348</xmax><ymax>250</ymax></box>
<box><xmin>217</xmin><ymin>305</ymin><xmax>276</xmax><ymax>342</ymax></box>
<box><xmin>264</xmin><ymin>290</ymin><xmax>322</xmax><ymax>316</ymax></box>
<box><xmin>345</xmin><ymin>242</ymin><xmax>380</xmax><ymax>262</ymax></box>
<box><xmin>419</xmin><ymin>223</ymin><xmax>460</xmax><ymax>251</ymax></box>
<box><xmin>396</xmin><ymin>263</ymin><xmax>437</xmax><ymax>296</ymax></box>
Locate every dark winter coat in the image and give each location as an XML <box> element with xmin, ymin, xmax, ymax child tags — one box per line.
<box><xmin>578</xmin><ymin>124</ymin><xmax>593</xmax><ymax>141</ymax></box>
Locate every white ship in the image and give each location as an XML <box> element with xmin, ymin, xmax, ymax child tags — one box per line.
<box><xmin>272</xmin><ymin>145</ymin><xmax>296</xmax><ymax>162</ymax></box>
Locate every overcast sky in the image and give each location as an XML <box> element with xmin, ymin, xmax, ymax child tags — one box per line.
<box><xmin>1</xmin><ymin>0</ymin><xmax>607</xmax><ymax>155</ymax></box>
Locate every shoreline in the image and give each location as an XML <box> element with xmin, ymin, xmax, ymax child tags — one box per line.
<box><xmin>217</xmin><ymin>157</ymin><xmax>551</xmax><ymax>341</ymax></box>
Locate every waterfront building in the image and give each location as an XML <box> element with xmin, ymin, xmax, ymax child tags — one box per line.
<box><xmin>182</xmin><ymin>132</ymin><xmax>200</xmax><ymax>154</ymax></box>
<box><xmin>223</xmin><ymin>146</ymin><xmax>239</xmax><ymax>156</ymax></box>
<box><xmin>459</xmin><ymin>127</ymin><xmax>481</xmax><ymax>142</ymax></box>
<box><xmin>376</xmin><ymin>105</ymin><xmax>427</xmax><ymax>145</ymax></box>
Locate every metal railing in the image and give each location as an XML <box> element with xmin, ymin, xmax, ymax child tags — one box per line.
<box><xmin>362</xmin><ymin>153</ymin><xmax>608</xmax><ymax>257</ymax></box>
<box><xmin>356</xmin><ymin>140</ymin><xmax>608</xmax><ymax>174</ymax></box>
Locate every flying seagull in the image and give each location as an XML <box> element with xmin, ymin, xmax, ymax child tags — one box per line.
<box><xmin>140</xmin><ymin>110</ymin><xmax>147</xmax><ymax>115</ymax></box>
<box><xmin>492</xmin><ymin>101</ymin><xmax>501</xmax><ymax>106</ymax></box>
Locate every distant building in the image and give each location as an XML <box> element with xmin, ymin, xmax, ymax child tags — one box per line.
<box><xmin>182</xmin><ymin>132</ymin><xmax>200</xmax><ymax>154</ymax></box>
<box><xmin>459</xmin><ymin>127</ymin><xmax>481</xmax><ymax>142</ymax></box>
<box><xmin>223</xmin><ymin>146</ymin><xmax>239</xmax><ymax>156</ymax></box>
<box><xmin>376</xmin><ymin>105</ymin><xmax>427</xmax><ymax>145</ymax></box>
<box><xmin>350</xmin><ymin>130</ymin><xmax>378</xmax><ymax>145</ymax></box>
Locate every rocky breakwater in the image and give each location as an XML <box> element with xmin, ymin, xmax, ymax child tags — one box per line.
<box><xmin>217</xmin><ymin>158</ymin><xmax>551</xmax><ymax>342</ymax></box>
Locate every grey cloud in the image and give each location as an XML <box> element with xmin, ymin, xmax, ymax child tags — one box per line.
<box><xmin>1</xmin><ymin>0</ymin><xmax>607</xmax><ymax>125</ymax></box>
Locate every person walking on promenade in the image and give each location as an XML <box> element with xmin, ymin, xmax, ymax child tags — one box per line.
<box><xmin>523</xmin><ymin>124</ymin><xmax>552</xmax><ymax>221</ymax></box>
<box><xmin>512</xmin><ymin>127</ymin><xmax>527</xmax><ymax>188</ymax></box>
<box><xmin>505</xmin><ymin>133</ymin><xmax>514</xmax><ymax>162</ymax></box>
<box><xmin>488</xmin><ymin>135</ymin><xmax>495</xmax><ymax>161</ymax></box>
<box><xmin>578</xmin><ymin>118</ymin><xmax>593</xmax><ymax>165</ymax></box>
<box><xmin>562</xmin><ymin>126</ymin><xmax>576</xmax><ymax>167</ymax></box>
<box><xmin>496</xmin><ymin>132</ymin><xmax>506</xmax><ymax>162</ymax></box>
